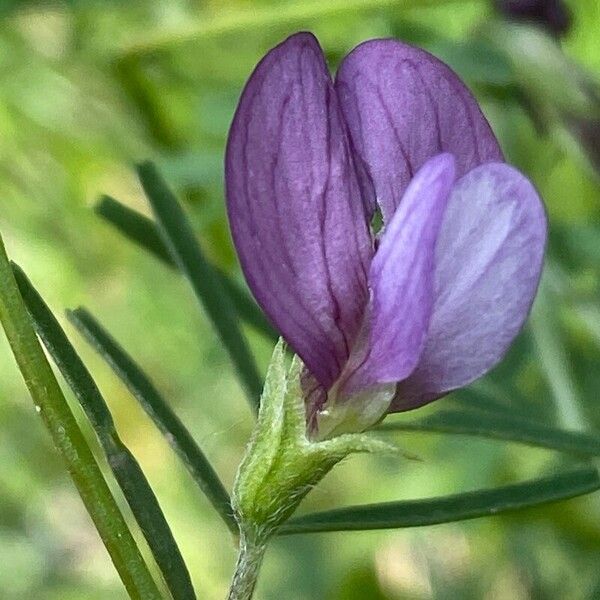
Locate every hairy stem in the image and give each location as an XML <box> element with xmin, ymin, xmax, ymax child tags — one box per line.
<box><xmin>227</xmin><ymin>531</ymin><xmax>268</xmax><ymax>600</ymax></box>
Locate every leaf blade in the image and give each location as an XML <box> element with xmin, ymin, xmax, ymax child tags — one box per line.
<box><xmin>96</xmin><ymin>195</ymin><xmax>175</xmax><ymax>266</ymax></box>
<box><xmin>530</xmin><ymin>280</ymin><xmax>586</xmax><ymax>430</ymax></box>
<box><xmin>279</xmin><ymin>466</ymin><xmax>600</xmax><ymax>534</ymax></box>
<box><xmin>377</xmin><ymin>409</ymin><xmax>600</xmax><ymax>457</ymax></box>
<box><xmin>136</xmin><ymin>162</ymin><xmax>263</xmax><ymax>411</ymax></box>
<box><xmin>95</xmin><ymin>195</ymin><xmax>277</xmax><ymax>341</ymax></box>
<box><xmin>13</xmin><ymin>264</ymin><xmax>196</xmax><ymax>600</ymax></box>
<box><xmin>0</xmin><ymin>244</ymin><xmax>161</xmax><ymax>600</ymax></box>
<box><xmin>68</xmin><ymin>306</ymin><xmax>237</xmax><ymax>534</ymax></box>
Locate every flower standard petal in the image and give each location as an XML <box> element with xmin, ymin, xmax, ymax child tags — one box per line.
<box><xmin>393</xmin><ymin>163</ymin><xmax>547</xmax><ymax>411</ymax></box>
<box><xmin>225</xmin><ymin>32</ymin><xmax>373</xmax><ymax>389</ymax></box>
<box><xmin>335</xmin><ymin>39</ymin><xmax>503</xmax><ymax>223</ymax></box>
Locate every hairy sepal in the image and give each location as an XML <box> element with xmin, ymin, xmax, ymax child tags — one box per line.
<box><xmin>232</xmin><ymin>339</ymin><xmax>395</xmax><ymax>544</ymax></box>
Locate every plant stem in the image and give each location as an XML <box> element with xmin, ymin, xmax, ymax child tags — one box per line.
<box><xmin>0</xmin><ymin>235</ymin><xmax>162</xmax><ymax>600</ymax></box>
<box><xmin>227</xmin><ymin>531</ymin><xmax>268</xmax><ymax>600</ymax></box>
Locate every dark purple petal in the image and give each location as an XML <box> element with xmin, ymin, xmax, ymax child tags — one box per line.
<box><xmin>335</xmin><ymin>39</ymin><xmax>503</xmax><ymax>222</ymax></box>
<box><xmin>302</xmin><ymin>368</ymin><xmax>327</xmax><ymax>431</ymax></box>
<box><xmin>392</xmin><ymin>163</ymin><xmax>547</xmax><ymax>411</ymax></box>
<box><xmin>225</xmin><ymin>32</ymin><xmax>373</xmax><ymax>389</ymax></box>
<box><xmin>340</xmin><ymin>154</ymin><xmax>456</xmax><ymax>395</ymax></box>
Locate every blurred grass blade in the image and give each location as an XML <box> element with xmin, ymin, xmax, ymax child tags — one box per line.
<box><xmin>452</xmin><ymin>382</ymin><xmax>516</xmax><ymax>416</ymax></box>
<box><xmin>12</xmin><ymin>264</ymin><xmax>196</xmax><ymax>600</ymax></box>
<box><xmin>574</xmin><ymin>304</ymin><xmax>600</xmax><ymax>349</ymax></box>
<box><xmin>530</xmin><ymin>282</ymin><xmax>586</xmax><ymax>431</ymax></box>
<box><xmin>0</xmin><ymin>240</ymin><xmax>162</xmax><ymax>600</ymax></box>
<box><xmin>137</xmin><ymin>161</ymin><xmax>263</xmax><ymax>412</ymax></box>
<box><xmin>95</xmin><ymin>195</ymin><xmax>277</xmax><ymax>341</ymax></box>
<box><xmin>280</xmin><ymin>465</ymin><xmax>600</xmax><ymax>534</ymax></box>
<box><xmin>68</xmin><ymin>306</ymin><xmax>237</xmax><ymax>534</ymax></box>
<box><xmin>96</xmin><ymin>195</ymin><xmax>175</xmax><ymax>266</ymax></box>
<box><xmin>378</xmin><ymin>409</ymin><xmax>600</xmax><ymax>456</ymax></box>
<box><xmin>120</xmin><ymin>0</ymin><xmax>466</xmax><ymax>56</ymax></box>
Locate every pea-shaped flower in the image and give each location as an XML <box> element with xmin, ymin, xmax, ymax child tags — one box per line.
<box><xmin>226</xmin><ymin>33</ymin><xmax>546</xmax><ymax>438</ymax></box>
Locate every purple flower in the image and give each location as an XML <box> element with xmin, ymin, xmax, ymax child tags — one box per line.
<box><xmin>225</xmin><ymin>33</ymin><xmax>546</xmax><ymax>436</ymax></box>
<box><xmin>494</xmin><ymin>0</ymin><xmax>571</xmax><ymax>37</ymax></box>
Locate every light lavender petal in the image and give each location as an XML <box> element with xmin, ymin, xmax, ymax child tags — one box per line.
<box><xmin>341</xmin><ymin>154</ymin><xmax>456</xmax><ymax>395</ymax></box>
<box><xmin>393</xmin><ymin>163</ymin><xmax>547</xmax><ymax>411</ymax></box>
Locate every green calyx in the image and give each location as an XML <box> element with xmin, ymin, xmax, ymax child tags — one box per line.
<box><xmin>231</xmin><ymin>339</ymin><xmax>396</xmax><ymax>544</ymax></box>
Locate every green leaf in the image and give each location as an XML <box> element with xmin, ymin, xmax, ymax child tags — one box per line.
<box><xmin>96</xmin><ymin>195</ymin><xmax>175</xmax><ymax>267</ymax></box>
<box><xmin>95</xmin><ymin>195</ymin><xmax>277</xmax><ymax>341</ymax></box>
<box><xmin>0</xmin><ymin>240</ymin><xmax>161</xmax><ymax>600</ymax></box>
<box><xmin>279</xmin><ymin>466</ymin><xmax>600</xmax><ymax>534</ymax></box>
<box><xmin>453</xmin><ymin>380</ymin><xmax>520</xmax><ymax>416</ymax></box>
<box><xmin>136</xmin><ymin>161</ymin><xmax>263</xmax><ymax>412</ymax></box>
<box><xmin>118</xmin><ymin>0</ymin><xmax>471</xmax><ymax>57</ymax></box>
<box><xmin>12</xmin><ymin>264</ymin><xmax>196</xmax><ymax>600</ymax></box>
<box><xmin>530</xmin><ymin>280</ymin><xmax>586</xmax><ymax>430</ymax></box>
<box><xmin>574</xmin><ymin>303</ymin><xmax>600</xmax><ymax>350</ymax></box>
<box><xmin>68</xmin><ymin>306</ymin><xmax>237</xmax><ymax>534</ymax></box>
<box><xmin>377</xmin><ymin>409</ymin><xmax>600</xmax><ymax>456</ymax></box>
<box><xmin>218</xmin><ymin>275</ymin><xmax>278</xmax><ymax>344</ymax></box>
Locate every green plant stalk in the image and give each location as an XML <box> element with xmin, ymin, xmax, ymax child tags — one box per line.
<box><xmin>227</xmin><ymin>532</ymin><xmax>267</xmax><ymax>600</ymax></box>
<box><xmin>0</xmin><ymin>235</ymin><xmax>162</xmax><ymax>600</ymax></box>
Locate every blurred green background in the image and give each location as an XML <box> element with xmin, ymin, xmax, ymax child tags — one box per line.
<box><xmin>1</xmin><ymin>0</ymin><xmax>599</xmax><ymax>598</ymax></box>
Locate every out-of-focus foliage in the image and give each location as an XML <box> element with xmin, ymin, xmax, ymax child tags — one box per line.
<box><xmin>0</xmin><ymin>1</ymin><xmax>599</xmax><ymax>598</ymax></box>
